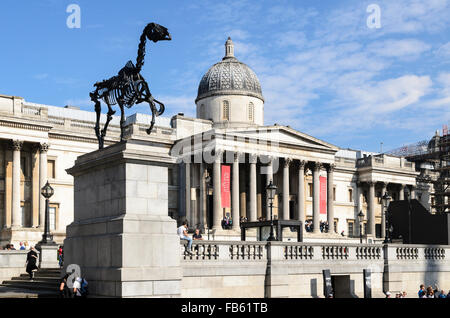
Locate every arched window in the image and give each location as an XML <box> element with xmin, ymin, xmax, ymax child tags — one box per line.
<box><xmin>248</xmin><ymin>102</ymin><xmax>254</xmax><ymax>122</ymax></box>
<box><xmin>222</xmin><ymin>100</ymin><xmax>230</xmax><ymax>120</ymax></box>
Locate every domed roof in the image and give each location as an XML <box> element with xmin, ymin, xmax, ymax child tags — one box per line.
<box><xmin>196</xmin><ymin>38</ymin><xmax>264</xmax><ymax>102</ymax></box>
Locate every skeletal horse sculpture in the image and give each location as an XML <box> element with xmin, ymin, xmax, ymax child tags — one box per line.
<box><xmin>90</xmin><ymin>23</ymin><xmax>171</xmax><ymax>149</ymax></box>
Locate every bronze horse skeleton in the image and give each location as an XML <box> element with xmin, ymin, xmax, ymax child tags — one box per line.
<box><xmin>90</xmin><ymin>23</ymin><xmax>171</xmax><ymax>149</ymax></box>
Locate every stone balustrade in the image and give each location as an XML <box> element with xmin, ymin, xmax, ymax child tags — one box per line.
<box><xmin>181</xmin><ymin>241</ymin><xmax>450</xmax><ymax>263</ymax></box>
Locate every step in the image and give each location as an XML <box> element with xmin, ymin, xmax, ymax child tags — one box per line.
<box><xmin>13</xmin><ymin>276</ymin><xmax>61</xmax><ymax>283</ymax></box>
<box><xmin>0</xmin><ymin>286</ymin><xmax>58</xmax><ymax>298</ymax></box>
<box><xmin>19</xmin><ymin>273</ymin><xmax>61</xmax><ymax>279</ymax></box>
<box><xmin>1</xmin><ymin>281</ymin><xmax>58</xmax><ymax>291</ymax></box>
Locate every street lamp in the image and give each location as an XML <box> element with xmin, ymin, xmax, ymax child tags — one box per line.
<box><xmin>266</xmin><ymin>180</ymin><xmax>277</xmax><ymax>241</ymax></box>
<box><xmin>382</xmin><ymin>192</ymin><xmax>392</xmax><ymax>243</ymax></box>
<box><xmin>39</xmin><ymin>181</ymin><xmax>55</xmax><ymax>244</ymax></box>
<box><xmin>357</xmin><ymin>210</ymin><xmax>364</xmax><ymax>244</ymax></box>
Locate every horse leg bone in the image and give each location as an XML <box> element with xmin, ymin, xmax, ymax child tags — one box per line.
<box><xmin>91</xmin><ymin>92</ymin><xmax>103</xmax><ymax>149</ymax></box>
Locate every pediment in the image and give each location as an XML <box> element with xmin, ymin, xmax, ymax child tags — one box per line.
<box><xmin>221</xmin><ymin>125</ymin><xmax>339</xmax><ymax>152</ymax></box>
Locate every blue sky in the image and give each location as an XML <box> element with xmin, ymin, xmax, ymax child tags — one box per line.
<box><xmin>0</xmin><ymin>0</ymin><xmax>449</xmax><ymax>152</ymax></box>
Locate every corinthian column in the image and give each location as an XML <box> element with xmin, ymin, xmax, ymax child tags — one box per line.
<box><xmin>231</xmin><ymin>152</ymin><xmax>240</xmax><ymax>231</ymax></box>
<box><xmin>265</xmin><ymin>157</ymin><xmax>274</xmax><ymax>220</ymax></box>
<box><xmin>380</xmin><ymin>182</ymin><xmax>388</xmax><ymax>239</ymax></box>
<box><xmin>282</xmin><ymin>158</ymin><xmax>291</xmax><ymax>220</ymax></box>
<box><xmin>327</xmin><ymin>164</ymin><xmax>335</xmax><ymax>233</ymax></box>
<box><xmin>399</xmin><ymin>184</ymin><xmax>405</xmax><ymax>201</ymax></box>
<box><xmin>297</xmin><ymin>160</ymin><xmax>306</xmax><ymax>223</ymax></box>
<box><xmin>368</xmin><ymin>181</ymin><xmax>376</xmax><ymax>236</ymax></box>
<box><xmin>312</xmin><ymin>162</ymin><xmax>322</xmax><ymax>234</ymax></box>
<box><xmin>212</xmin><ymin>151</ymin><xmax>223</xmax><ymax>230</ymax></box>
<box><xmin>12</xmin><ymin>140</ymin><xmax>23</xmax><ymax>228</ymax></box>
<box><xmin>249</xmin><ymin>154</ymin><xmax>257</xmax><ymax>222</ymax></box>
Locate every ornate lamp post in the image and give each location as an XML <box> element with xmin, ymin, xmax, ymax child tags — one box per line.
<box><xmin>39</xmin><ymin>181</ymin><xmax>55</xmax><ymax>244</ymax></box>
<box><xmin>358</xmin><ymin>210</ymin><xmax>365</xmax><ymax>244</ymax></box>
<box><xmin>382</xmin><ymin>192</ymin><xmax>392</xmax><ymax>244</ymax></box>
<box><xmin>266</xmin><ymin>180</ymin><xmax>277</xmax><ymax>241</ymax></box>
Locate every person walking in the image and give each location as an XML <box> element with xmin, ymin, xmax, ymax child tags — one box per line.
<box><xmin>25</xmin><ymin>246</ymin><xmax>39</xmax><ymax>280</ymax></box>
<box><xmin>73</xmin><ymin>277</ymin><xmax>89</xmax><ymax>298</ymax></box>
<box><xmin>58</xmin><ymin>246</ymin><xmax>64</xmax><ymax>268</ymax></box>
<box><xmin>58</xmin><ymin>273</ymin><xmax>72</xmax><ymax>298</ymax></box>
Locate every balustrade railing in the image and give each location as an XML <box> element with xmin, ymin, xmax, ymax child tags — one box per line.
<box><xmin>181</xmin><ymin>241</ymin><xmax>449</xmax><ymax>263</ymax></box>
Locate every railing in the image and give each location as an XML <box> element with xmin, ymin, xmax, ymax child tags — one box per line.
<box><xmin>181</xmin><ymin>241</ymin><xmax>450</xmax><ymax>263</ymax></box>
<box><xmin>22</xmin><ymin>104</ymin><xmax>41</xmax><ymax>116</ymax></box>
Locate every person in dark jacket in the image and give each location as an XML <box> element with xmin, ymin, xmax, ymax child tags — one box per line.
<box><xmin>25</xmin><ymin>246</ymin><xmax>38</xmax><ymax>280</ymax></box>
<box><xmin>59</xmin><ymin>273</ymin><xmax>72</xmax><ymax>298</ymax></box>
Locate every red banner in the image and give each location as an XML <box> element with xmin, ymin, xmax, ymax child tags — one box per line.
<box><xmin>221</xmin><ymin>165</ymin><xmax>231</xmax><ymax>208</ymax></box>
<box><xmin>320</xmin><ymin>176</ymin><xmax>327</xmax><ymax>214</ymax></box>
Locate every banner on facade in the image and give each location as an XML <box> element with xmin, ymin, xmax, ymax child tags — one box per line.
<box><xmin>320</xmin><ymin>176</ymin><xmax>327</xmax><ymax>214</ymax></box>
<box><xmin>221</xmin><ymin>165</ymin><xmax>231</xmax><ymax>208</ymax></box>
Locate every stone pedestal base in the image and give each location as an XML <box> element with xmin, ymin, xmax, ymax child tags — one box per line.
<box><xmin>36</xmin><ymin>244</ymin><xmax>59</xmax><ymax>268</ymax></box>
<box><xmin>64</xmin><ymin>139</ymin><xmax>182</xmax><ymax>297</ymax></box>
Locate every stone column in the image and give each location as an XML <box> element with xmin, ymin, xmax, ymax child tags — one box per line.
<box><xmin>249</xmin><ymin>154</ymin><xmax>257</xmax><ymax>222</ymax></box>
<box><xmin>199</xmin><ymin>162</ymin><xmax>206</xmax><ymax>230</ymax></box>
<box><xmin>368</xmin><ymin>181</ymin><xmax>376</xmax><ymax>236</ymax></box>
<box><xmin>282</xmin><ymin>158</ymin><xmax>291</xmax><ymax>220</ymax></box>
<box><xmin>399</xmin><ymin>184</ymin><xmax>405</xmax><ymax>200</ymax></box>
<box><xmin>356</xmin><ymin>181</ymin><xmax>364</xmax><ymax>236</ymax></box>
<box><xmin>185</xmin><ymin>161</ymin><xmax>191</xmax><ymax>226</ymax></box>
<box><xmin>232</xmin><ymin>152</ymin><xmax>240</xmax><ymax>231</ymax></box>
<box><xmin>31</xmin><ymin>145</ymin><xmax>40</xmax><ymax>228</ymax></box>
<box><xmin>239</xmin><ymin>164</ymin><xmax>246</xmax><ymax>220</ymax></box>
<box><xmin>312</xmin><ymin>162</ymin><xmax>322</xmax><ymax>234</ymax></box>
<box><xmin>380</xmin><ymin>182</ymin><xmax>388</xmax><ymax>239</ymax></box>
<box><xmin>39</xmin><ymin>143</ymin><xmax>49</xmax><ymax>228</ymax></box>
<box><xmin>11</xmin><ymin>140</ymin><xmax>23</xmax><ymax>228</ymax></box>
<box><xmin>326</xmin><ymin>164</ymin><xmax>335</xmax><ymax>233</ymax></box>
<box><xmin>297</xmin><ymin>160</ymin><xmax>306</xmax><ymax>223</ymax></box>
<box><xmin>265</xmin><ymin>157</ymin><xmax>274</xmax><ymax>220</ymax></box>
<box><xmin>410</xmin><ymin>186</ymin><xmax>416</xmax><ymax>199</ymax></box>
<box><xmin>212</xmin><ymin>151</ymin><xmax>223</xmax><ymax>230</ymax></box>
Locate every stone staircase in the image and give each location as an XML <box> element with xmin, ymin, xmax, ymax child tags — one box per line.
<box><xmin>0</xmin><ymin>268</ymin><xmax>61</xmax><ymax>298</ymax></box>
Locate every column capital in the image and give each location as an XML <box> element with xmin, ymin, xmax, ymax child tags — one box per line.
<box><xmin>11</xmin><ymin>140</ymin><xmax>23</xmax><ymax>151</ymax></box>
<box><xmin>367</xmin><ymin>181</ymin><xmax>376</xmax><ymax>187</ymax></box>
<box><xmin>234</xmin><ymin>152</ymin><xmax>242</xmax><ymax>162</ymax></box>
<box><xmin>284</xmin><ymin>157</ymin><xmax>292</xmax><ymax>168</ymax></box>
<box><xmin>214</xmin><ymin>150</ymin><xmax>223</xmax><ymax>163</ymax></box>
<box><xmin>379</xmin><ymin>181</ymin><xmax>389</xmax><ymax>188</ymax></box>
<box><xmin>327</xmin><ymin>163</ymin><xmax>336</xmax><ymax>172</ymax></box>
<box><xmin>399</xmin><ymin>183</ymin><xmax>406</xmax><ymax>189</ymax></box>
<box><xmin>249</xmin><ymin>153</ymin><xmax>258</xmax><ymax>164</ymax></box>
<box><xmin>298</xmin><ymin>160</ymin><xmax>307</xmax><ymax>169</ymax></box>
<box><xmin>39</xmin><ymin>142</ymin><xmax>49</xmax><ymax>153</ymax></box>
<box><xmin>313</xmin><ymin>161</ymin><xmax>323</xmax><ymax>172</ymax></box>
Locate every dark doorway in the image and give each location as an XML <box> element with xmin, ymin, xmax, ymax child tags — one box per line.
<box><xmin>375</xmin><ymin>224</ymin><xmax>381</xmax><ymax>238</ymax></box>
<box><xmin>289</xmin><ymin>201</ymin><xmax>295</xmax><ymax>220</ymax></box>
<box><xmin>331</xmin><ymin>275</ymin><xmax>351</xmax><ymax>298</ymax></box>
<box><xmin>207</xmin><ymin>194</ymin><xmax>213</xmax><ymax>229</ymax></box>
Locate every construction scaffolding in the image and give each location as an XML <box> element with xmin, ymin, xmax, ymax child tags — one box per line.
<box><xmin>388</xmin><ymin>125</ymin><xmax>450</xmax><ymax>213</ymax></box>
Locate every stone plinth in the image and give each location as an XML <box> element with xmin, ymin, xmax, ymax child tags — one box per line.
<box><xmin>64</xmin><ymin>139</ymin><xmax>181</xmax><ymax>297</ymax></box>
<box><xmin>36</xmin><ymin>243</ymin><xmax>59</xmax><ymax>268</ymax></box>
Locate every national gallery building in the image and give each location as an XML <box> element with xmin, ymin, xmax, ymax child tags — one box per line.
<box><xmin>0</xmin><ymin>38</ymin><xmax>422</xmax><ymax>246</ymax></box>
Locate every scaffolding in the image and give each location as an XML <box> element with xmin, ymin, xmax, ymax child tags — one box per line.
<box><xmin>390</xmin><ymin>126</ymin><xmax>450</xmax><ymax>214</ymax></box>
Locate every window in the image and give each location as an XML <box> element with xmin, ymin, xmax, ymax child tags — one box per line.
<box><xmin>222</xmin><ymin>100</ymin><xmax>230</xmax><ymax>120</ymax></box>
<box><xmin>49</xmin><ymin>206</ymin><xmax>56</xmax><ymax>231</ymax></box>
<box><xmin>363</xmin><ymin>191</ymin><xmax>367</xmax><ymax>203</ymax></box>
<box><xmin>333</xmin><ymin>187</ymin><xmax>336</xmax><ymax>201</ymax></box>
<box><xmin>248</xmin><ymin>102</ymin><xmax>254</xmax><ymax>122</ymax></box>
<box><xmin>348</xmin><ymin>189</ymin><xmax>353</xmax><ymax>202</ymax></box>
<box><xmin>48</xmin><ymin>160</ymin><xmax>55</xmax><ymax>179</ymax></box>
<box><xmin>308</xmin><ymin>183</ymin><xmax>313</xmax><ymax>197</ymax></box>
<box><xmin>334</xmin><ymin>218</ymin><xmax>338</xmax><ymax>234</ymax></box>
<box><xmin>49</xmin><ymin>204</ymin><xmax>59</xmax><ymax>231</ymax></box>
<box><xmin>347</xmin><ymin>220</ymin><xmax>355</xmax><ymax>237</ymax></box>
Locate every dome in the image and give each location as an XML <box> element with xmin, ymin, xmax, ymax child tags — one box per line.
<box><xmin>196</xmin><ymin>38</ymin><xmax>264</xmax><ymax>103</ymax></box>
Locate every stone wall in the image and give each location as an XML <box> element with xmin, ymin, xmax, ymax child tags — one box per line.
<box><xmin>180</xmin><ymin>241</ymin><xmax>450</xmax><ymax>298</ymax></box>
<box><xmin>0</xmin><ymin>250</ymin><xmax>28</xmax><ymax>282</ymax></box>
